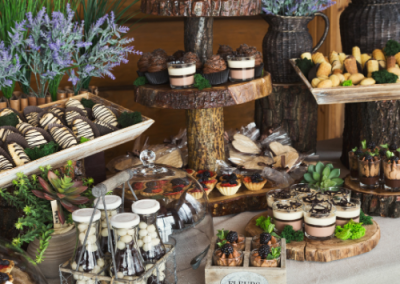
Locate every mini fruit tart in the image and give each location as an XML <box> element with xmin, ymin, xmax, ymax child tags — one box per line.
<box><xmin>200</xmin><ymin>178</ymin><xmax>218</xmax><ymax>191</ymax></box>
<box><xmin>195</xmin><ymin>170</ymin><xmax>217</xmax><ymax>181</ymax></box>
<box><xmin>219</xmin><ymin>173</ymin><xmax>243</xmax><ymax>182</ymax></box>
<box><xmin>216</xmin><ymin>229</ymin><xmax>245</xmax><ymax>251</ymax></box>
<box><xmin>250</xmin><ymin>245</ymin><xmax>280</xmax><ymax>267</ymax></box>
<box><xmin>130</xmin><ymin>181</ymin><xmax>145</xmax><ymax>193</ymax></box>
<box><xmin>0</xmin><ymin>259</ymin><xmax>14</xmax><ymax>274</ymax></box>
<box><xmin>185</xmin><ymin>168</ymin><xmax>195</xmax><ymax>176</ymax></box>
<box><xmin>163</xmin><ymin>186</ymin><xmax>185</xmax><ymax>200</ymax></box>
<box><xmin>242</xmin><ymin>173</ymin><xmax>267</xmax><ymax>191</ymax></box>
<box><xmin>216</xmin><ymin>179</ymin><xmax>241</xmax><ymax>196</ymax></box>
<box><xmin>140</xmin><ymin>186</ymin><xmax>164</xmax><ymax>197</ymax></box>
<box><xmin>213</xmin><ymin>243</ymin><xmax>243</xmax><ymax>267</ymax></box>
<box><xmin>0</xmin><ymin>272</ymin><xmax>13</xmax><ymax>284</ymax></box>
<box><xmin>170</xmin><ymin>178</ymin><xmax>191</xmax><ymax>191</ymax></box>
<box><xmin>188</xmin><ymin>186</ymin><xmax>204</xmax><ymax>200</ymax></box>
<box><xmin>200</xmin><ymin>182</ymin><xmax>214</xmax><ymax>196</ymax></box>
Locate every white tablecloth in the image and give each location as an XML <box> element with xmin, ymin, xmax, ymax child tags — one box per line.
<box><xmin>212</xmin><ymin>139</ymin><xmax>400</xmax><ymax>284</ymax></box>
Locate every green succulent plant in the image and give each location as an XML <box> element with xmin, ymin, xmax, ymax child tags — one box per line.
<box><xmin>303</xmin><ymin>162</ymin><xmax>343</xmax><ymax>189</ymax></box>
<box><xmin>32</xmin><ymin>171</ymin><xmax>89</xmax><ymax>224</ymax></box>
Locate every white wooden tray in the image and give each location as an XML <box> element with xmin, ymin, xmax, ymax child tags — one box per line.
<box><xmin>290</xmin><ymin>58</ymin><xmax>400</xmax><ymax>105</ymax></box>
<box><xmin>0</xmin><ymin>93</ymin><xmax>154</xmax><ymax>187</ymax></box>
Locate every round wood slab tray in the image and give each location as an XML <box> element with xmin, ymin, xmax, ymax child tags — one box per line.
<box><xmin>344</xmin><ymin>175</ymin><xmax>400</xmax><ymax>218</ymax></box>
<box><xmin>140</xmin><ymin>0</ymin><xmax>262</xmax><ymax>17</ymax></box>
<box><xmin>133</xmin><ymin>73</ymin><xmax>272</xmax><ymax>110</ymax></box>
<box><xmin>245</xmin><ymin>211</ymin><xmax>380</xmax><ymax>262</ymax></box>
<box><xmin>208</xmin><ymin>180</ymin><xmax>280</xmax><ymax>217</ymax></box>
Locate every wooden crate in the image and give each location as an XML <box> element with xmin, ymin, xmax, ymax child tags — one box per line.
<box><xmin>0</xmin><ymin>93</ymin><xmax>154</xmax><ymax>188</ymax></box>
<box><xmin>205</xmin><ymin>237</ymin><xmax>287</xmax><ymax>284</ymax></box>
<box><xmin>289</xmin><ymin>59</ymin><xmax>400</xmax><ymax>105</ymax></box>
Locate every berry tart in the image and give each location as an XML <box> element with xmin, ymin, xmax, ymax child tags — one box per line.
<box><xmin>213</xmin><ymin>243</ymin><xmax>243</xmax><ymax>267</ymax></box>
<box><xmin>141</xmin><ymin>181</ymin><xmax>164</xmax><ymax>197</ymax></box>
<box><xmin>195</xmin><ymin>170</ymin><xmax>217</xmax><ymax>181</ymax></box>
<box><xmin>185</xmin><ymin>168</ymin><xmax>195</xmax><ymax>176</ymax></box>
<box><xmin>219</xmin><ymin>173</ymin><xmax>243</xmax><ymax>182</ymax></box>
<box><xmin>188</xmin><ymin>184</ymin><xmax>204</xmax><ymax>200</ymax></box>
<box><xmin>198</xmin><ymin>176</ymin><xmax>218</xmax><ymax>192</ymax></box>
<box><xmin>216</xmin><ymin>176</ymin><xmax>241</xmax><ymax>196</ymax></box>
<box><xmin>0</xmin><ymin>259</ymin><xmax>14</xmax><ymax>274</ymax></box>
<box><xmin>131</xmin><ymin>181</ymin><xmax>145</xmax><ymax>194</ymax></box>
<box><xmin>217</xmin><ymin>229</ymin><xmax>245</xmax><ymax>251</ymax></box>
<box><xmin>242</xmin><ymin>173</ymin><xmax>267</xmax><ymax>191</ymax></box>
<box><xmin>251</xmin><ymin>232</ymin><xmax>281</xmax><ymax>250</ymax></box>
<box><xmin>0</xmin><ymin>272</ymin><xmax>12</xmax><ymax>284</ymax></box>
<box><xmin>250</xmin><ymin>244</ymin><xmax>281</xmax><ymax>267</ymax></box>
<box><xmin>163</xmin><ymin>178</ymin><xmax>190</xmax><ymax>200</ymax></box>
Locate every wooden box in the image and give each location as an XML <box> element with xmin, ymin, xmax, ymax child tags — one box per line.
<box><xmin>289</xmin><ymin>58</ymin><xmax>400</xmax><ymax>105</ymax></box>
<box><xmin>0</xmin><ymin>93</ymin><xmax>154</xmax><ymax>188</ymax></box>
<box><xmin>205</xmin><ymin>237</ymin><xmax>287</xmax><ymax>284</ymax></box>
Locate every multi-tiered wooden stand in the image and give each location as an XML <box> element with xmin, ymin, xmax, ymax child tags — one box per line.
<box><xmin>134</xmin><ymin>0</ymin><xmax>272</xmax><ymax>172</ymax></box>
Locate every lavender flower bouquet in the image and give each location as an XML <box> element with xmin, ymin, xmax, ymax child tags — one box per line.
<box><xmin>262</xmin><ymin>0</ymin><xmax>336</xmax><ymax>16</ymax></box>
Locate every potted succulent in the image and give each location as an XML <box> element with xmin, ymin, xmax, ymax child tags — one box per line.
<box><xmin>0</xmin><ymin>161</ymin><xmax>95</xmax><ymax>279</ymax></box>
<box><xmin>303</xmin><ymin>161</ymin><xmax>344</xmax><ymax>189</ymax></box>
<box><xmin>261</xmin><ymin>0</ymin><xmax>334</xmax><ymax>83</ymax></box>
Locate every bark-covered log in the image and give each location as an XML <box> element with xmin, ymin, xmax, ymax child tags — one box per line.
<box><xmin>184</xmin><ymin>17</ymin><xmax>213</xmax><ymax>64</ymax></box>
<box><xmin>255</xmin><ymin>83</ymin><xmax>318</xmax><ymax>153</ymax></box>
<box><xmin>186</xmin><ymin>107</ymin><xmax>225</xmax><ymax>171</ymax></box>
<box><xmin>340</xmin><ymin>101</ymin><xmax>400</xmax><ymax>168</ymax></box>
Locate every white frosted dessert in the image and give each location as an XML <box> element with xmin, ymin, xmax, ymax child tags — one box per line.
<box><xmin>304</xmin><ymin>203</ymin><xmax>336</xmax><ymax>239</ymax></box>
<box><xmin>267</xmin><ymin>189</ymin><xmax>297</xmax><ymax>217</ymax></box>
<box><xmin>273</xmin><ymin>200</ymin><xmax>303</xmax><ymax>232</ymax></box>
<box><xmin>227</xmin><ymin>55</ymin><xmax>255</xmax><ymax>82</ymax></box>
<box><xmin>333</xmin><ymin>199</ymin><xmax>360</xmax><ymax>226</ymax></box>
<box><xmin>168</xmin><ymin>61</ymin><xmax>196</xmax><ymax>89</ymax></box>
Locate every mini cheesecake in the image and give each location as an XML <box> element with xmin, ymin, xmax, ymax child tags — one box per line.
<box><xmin>167</xmin><ymin>61</ymin><xmax>196</xmax><ymax>89</ymax></box>
<box><xmin>39</xmin><ymin>113</ymin><xmax>63</xmax><ymax>131</ymax></box>
<box><xmin>273</xmin><ymin>199</ymin><xmax>303</xmax><ymax>232</ymax></box>
<box><xmin>304</xmin><ymin>202</ymin><xmax>336</xmax><ymax>240</ymax></box>
<box><xmin>93</xmin><ymin>104</ymin><xmax>118</xmax><ymax>127</ymax></box>
<box><xmin>267</xmin><ymin>189</ymin><xmax>297</xmax><ymax>218</ymax></box>
<box><xmin>227</xmin><ymin>55</ymin><xmax>255</xmax><ymax>82</ymax></box>
<box><xmin>333</xmin><ymin>198</ymin><xmax>361</xmax><ymax>226</ymax></box>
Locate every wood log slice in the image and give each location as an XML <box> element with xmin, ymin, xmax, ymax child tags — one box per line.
<box><xmin>255</xmin><ymin>83</ymin><xmax>318</xmax><ymax>153</ymax></box>
<box><xmin>345</xmin><ymin>175</ymin><xmax>400</xmax><ymax>218</ymax></box>
<box><xmin>133</xmin><ymin>73</ymin><xmax>273</xmax><ymax>109</ymax></box>
<box><xmin>245</xmin><ymin>210</ymin><xmax>380</xmax><ymax>262</ymax></box>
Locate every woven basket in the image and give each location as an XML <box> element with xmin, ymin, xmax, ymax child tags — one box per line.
<box><xmin>340</xmin><ymin>0</ymin><xmax>400</xmax><ymax>54</ymax></box>
<box><xmin>262</xmin><ymin>13</ymin><xmax>329</xmax><ymax>84</ymax></box>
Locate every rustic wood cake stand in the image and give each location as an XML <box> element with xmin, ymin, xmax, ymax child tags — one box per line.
<box><xmin>134</xmin><ymin>74</ymin><xmax>272</xmax><ymax>171</ymax></box>
<box><xmin>344</xmin><ymin>175</ymin><xmax>400</xmax><ymax>218</ymax></box>
<box><xmin>135</xmin><ymin>0</ymin><xmax>271</xmax><ymax>171</ymax></box>
<box><xmin>245</xmin><ymin>211</ymin><xmax>380</xmax><ymax>262</ymax></box>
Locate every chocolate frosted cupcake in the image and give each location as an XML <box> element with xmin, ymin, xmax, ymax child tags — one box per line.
<box><xmin>137</xmin><ymin>52</ymin><xmax>152</xmax><ymax>76</ymax></box>
<box><xmin>183</xmin><ymin>52</ymin><xmax>202</xmax><ymax>71</ymax></box>
<box><xmin>244</xmin><ymin>46</ymin><xmax>263</xmax><ymax>78</ymax></box>
<box><xmin>151</xmin><ymin>48</ymin><xmax>168</xmax><ymax>60</ymax></box>
<box><xmin>236</xmin><ymin>44</ymin><xmax>250</xmax><ymax>55</ymax></box>
<box><xmin>145</xmin><ymin>55</ymin><xmax>169</xmax><ymax>85</ymax></box>
<box><xmin>202</xmin><ymin>55</ymin><xmax>229</xmax><ymax>85</ymax></box>
<box><xmin>217</xmin><ymin>45</ymin><xmax>234</xmax><ymax>61</ymax></box>
<box><xmin>172</xmin><ymin>50</ymin><xmax>186</xmax><ymax>61</ymax></box>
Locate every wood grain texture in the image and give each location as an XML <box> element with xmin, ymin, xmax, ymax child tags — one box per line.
<box><xmin>344</xmin><ymin>175</ymin><xmax>400</xmax><ymax>218</ymax></box>
<box><xmin>141</xmin><ymin>0</ymin><xmax>262</xmax><ymax>17</ymax></box>
<box><xmin>133</xmin><ymin>73</ymin><xmax>272</xmax><ymax>109</ymax></box>
<box><xmin>187</xmin><ymin>107</ymin><xmax>224</xmax><ymax>171</ymax></box>
<box><xmin>245</xmin><ymin>210</ymin><xmax>381</xmax><ymax>262</ymax></box>
<box><xmin>184</xmin><ymin>17</ymin><xmax>214</xmax><ymax>63</ymax></box>
<box><xmin>254</xmin><ymin>83</ymin><xmax>318</xmax><ymax>153</ymax></box>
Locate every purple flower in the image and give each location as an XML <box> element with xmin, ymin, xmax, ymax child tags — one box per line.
<box><xmin>76</xmin><ymin>41</ymin><xmax>92</xmax><ymax>49</ymax></box>
<box><xmin>68</xmin><ymin>70</ymin><xmax>79</xmax><ymax>86</ymax></box>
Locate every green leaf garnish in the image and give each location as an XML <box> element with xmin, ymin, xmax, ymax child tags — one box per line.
<box><xmin>266</xmin><ymin>246</ymin><xmax>281</xmax><ymax>260</ymax></box>
<box><xmin>79</xmin><ymin>137</ymin><xmax>90</xmax><ymax>144</ymax></box>
<box><xmin>352</xmin><ymin>147</ymin><xmax>358</xmax><ymax>152</ymax></box>
<box><xmin>386</xmin><ymin>150</ymin><xmax>395</xmax><ymax>159</ymax></box>
<box><xmin>380</xmin><ymin>144</ymin><xmax>389</xmax><ymax>149</ymax></box>
<box><xmin>255</xmin><ymin>216</ymin><xmax>275</xmax><ymax>233</ymax></box>
<box><xmin>194</xmin><ymin>74</ymin><xmax>211</xmax><ymax>90</ymax></box>
<box><xmin>80</xmin><ymin>98</ymin><xmax>96</xmax><ymax>109</ymax></box>
<box><xmin>295</xmin><ymin>58</ymin><xmax>314</xmax><ymax>77</ymax></box>
<box><xmin>217</xmin><ymin>240</ymin><xmax>227</xmax><ymax>248</ymax></box>
<box><xmin>133</xmin><ymin>76</ymin><xmax>148</xmax><ymax>86</ymax></box>
<box><xmin>384</xmin><ymin>40</ymin><xmax>400</xmax><ymax>57</ymax></box>
<box><xmin>217</xmin><ymin>229</ymin><xmax>229</xmax><ymax>240</ymax></box>
<box><xmin>0</xmin><ymin>112</ymin><xmax>19</xmax><ymax>127</ymax></box>
<box><xmin>360</xmin><ymin>210</ymin><xmax>373</xmax><ymax>225</ymax></box>
<box><xmin>361</xmin><ymin>140</ymin><xmax>367</xmax><ymax>150</ymax></box>
<box><xmin>280</xmin><ymin>225</ymin><xmax>304</xmax><ymax>244</ymax></box>
<box><xmin>335</xmin><ymin>219</ymin><xmax>366</xmax><ymax>240</ymax></box>
<box><xmin>341</xmin><ymin>80</ymin><xmax>353</xmax><ymax>86</ymax></box>
<box><xmin>118</xmin><ymin>111</ymin><xmax>142</xmax><ymax>128</ymax></box>
<box><xmin>372</xmin><ymin>69</ymin><xmax>398</xmax><ymax>84</ymax></box>
<box><xmin>24</xmin><ymin>141</ymin><xmax>59</xmax><ymax>161</ymax></box>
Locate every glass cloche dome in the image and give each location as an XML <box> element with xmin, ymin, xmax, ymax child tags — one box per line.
<box><xmin>111</xmin><ymin>150</ymin><xmax>214</xmax><ymax>283</ymax></box>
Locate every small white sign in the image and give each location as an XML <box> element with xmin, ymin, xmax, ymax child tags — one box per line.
<box><xmin>221</xmin><ymin>272</ymin><xmax>269</xmax><ymax>284</ymax></box>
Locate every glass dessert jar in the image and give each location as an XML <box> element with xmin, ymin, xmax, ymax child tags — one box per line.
<box><xmin>332</xmin><ymin>198</ymin><xmax>361</xmax><ymax>226</ymax></box>
<box><xmin>251</xmin><ymin>232</ymin><xmax>281</xmax><ymax>250</ymax></box>
<box><xmin>383</xmin><ymin>158</ymin><xmax>400</xmax><ymax>191</ymax></box>
<box><xmin>266</xmin><ymin>189</ymin><xmax>297</xmax><ymax>218</ymax></box>
<box><xmin>110</xmin><ymin>213</ymin><xmax>145</xmax><ymax>280</ymax></box>
<box><xmin>216</xmin><ymin>230</ymin><xmax>245</xmax><ymax>251</ymax></box>
<box><xmin>167</xmin><ymin>61</ymin><xmax>196</xmax><ymax>89</ymax></box>
<box><xmin>70</xmin><ymin>209</ymin><xmax>105</xmax><ymax>274</ymax></box>
<box><xmin>348</xmin><ymin>150</ymin><xmax>361</xmax><ymax>181</ymax></box>
<box><xmin>131</xmin><ymin>199</ymin><xmax>166</xmax><ymax>263</ymax></box>
<box><xmin>322</xmin><ymin>187</ymin><xmax>351</xmax><ymax>201</ymax></box>
<box><xmin>296</xmin><ymin>192</ymin><xmax>330</xmax><ymax>205</ymax></box>
<box><xmin>94</xmin><ymin>195</ymin><xmax>122</xmax><ymax>254</ymax></box>
<box><xmin>213</xmin><ymin>243</ymin><xmax>243</xmax><ymax>267</ymax></box>
<box><xmin>250</xmin><ymin>246</ymin><xmax>280</xmax><ymax>267</ymax></box>
<box><xmin>358</xmin><ymin>155</ymin><xmax>380</xmax><ymax>189</ymax></box>
<box><xmin>303</xmin><ymin>201</ymin><xmax>336</xmax><ymax>240</ymax></box>
<box><xmin>227</xmin><ymin>55</ymin><xmax>255</xmax><ymax>82</ymax></box>
<box><xmin>289</xmin><ymin>183</ymin><xmax>319</xmax><ymax>194</ymax></box>
<box><xmin>272</xmin><ymin>199</ymin><xmax>303</xmax><ymax>233</ymax></box>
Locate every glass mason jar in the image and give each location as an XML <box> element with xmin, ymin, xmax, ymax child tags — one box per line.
<box><xmin>357</xmin><ymin>156</ymin><xmax>380</xmax><ymax>189</ymax></box>
<box><xmin>131</xmin><ymin>199</ymin><xmax>166</xmax><ymax>263</ymax></box>
<box><xmin>289</xmin><ymin>183</ymin><xmax>319</xmax><ymax>194</ymax></box>
<box><xmin>322</xmin><ymin>187</ymin><xmax>351</xmax><ymax>202</ymax></box>
<box><xmin>348</xmin><ymin>151</ymin><xmax>359</xmax><ymax>181</ymax></box>
<box><xmin>71</xmin><ymin>209</ymin><xmax>105</xmax><ymax>276</ymax></box>
<box><xmin>272</xmin><ymin>199</ymin><xmax>303</xmax><ymax>233</ymax></box>
<box><xmin>266</xmin><ymin>189</ymin><xmax>297</xmax><ymax>218</ymax></box>
<box><xmin>332</xmin><ymin>198</ymin><xmax>361</xmax><ymax>226</ymax></box>
<box><xmin>227</xmin><ymin>55</ymin><xmax>255</xmax><ymax>82</ymax></box>
<box><xmin>383</xmin><ymin>159</ymin><xmax>400</xmax><ymax>191</ymax></box>
<box><xmin>94</xmin><ymin>195</ymin><xmax>122</xmax><ymax>255</ymax></box>
<box><xmin>250</xmin><ymin>249</ymin><xmax>280</xmax><ymax>267</ymax></box>
<box><xmin>303</xmin><ymin>202</ymin><xmax>336</xmax><ymax>240</ymax></box>
<box><xmin>251</xmin><ymin>233</ymin><xmax>281</xmax><ymax>250</ymax></box>
<box><xmin>167</xmin><ymin>61</ymin><xmax>196</xmax><ymax>89</ymax></box>
<box><xmin>111</xmin><ymin>213</ymin><xmax>145</xmax><ymax>280</ymax></box>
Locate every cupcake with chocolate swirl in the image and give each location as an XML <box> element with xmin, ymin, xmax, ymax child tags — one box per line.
<box><xmin>183</xmin><ymin>52</ymin><xmax>202</xmax><ymax>71</ymax></box>
<box><xmin>217</xmin><ymin>45</ymin><xmax>234</xmax><ymax>61</ymax></box>
<box><xmin>152</xmin><ymin>48</ymin><xmax>168</xmax><ymax>60</ymax></box>
<box><xmin>236</xmin><ymin>44</ymin><xmax>250</xmax><ymax>55</ymax></box>
<box><xmin>137</xmin><ymin>52</ymin><xmax>152</xmax><ymax>76</ymax></box>
<box><xmin>202</xmin><ymin>55</ymin><xmax>229</xmax><ymax>85</ymax></box>
<box><xmin>145</xmin><ymin>55</ymin><xmax>169</xmax><ymax>85</ymax></box>
<box><xmin>172</xmin><ymin>50</ymin><xmax>186</xmax><ymax>61</ymax></box>
<box><xmin>244</xmin><ymin>46</ymin><xmax>263</xmax><ymax>78</ymax></box>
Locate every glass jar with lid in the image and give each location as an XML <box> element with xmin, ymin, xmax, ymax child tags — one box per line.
<box><xmin>70</xmin><ymin>208</ymin><xmax>105</xmax><ymax>276</ymax></box>
<box><xmin>94</xmin><ymin>195</ymin><xmax>122</xmax><ymax>254</ymax></box>
<box><xmin>132</xmin><ymin>199</ymin><xmax>166</xmax><ymax>263</ymax></box>
<box><xmin>111</xmin><ymin>212</ymin><xmax>145</xmax><ymax>280</ymax></box>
